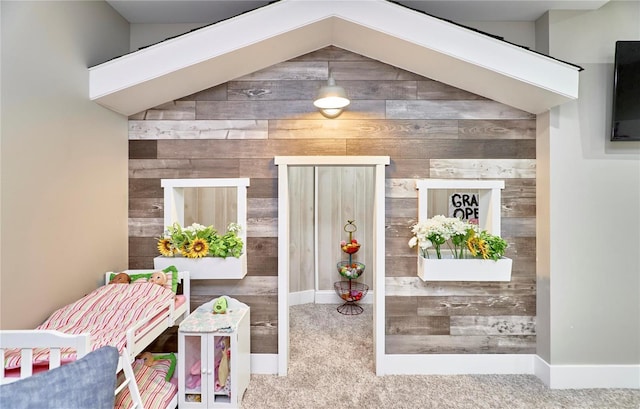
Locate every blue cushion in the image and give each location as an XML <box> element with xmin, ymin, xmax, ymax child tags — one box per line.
<box><xmin>0</xmin><ymin>346</ymin><xmax>119</xmax><ymax>409</ymax></box>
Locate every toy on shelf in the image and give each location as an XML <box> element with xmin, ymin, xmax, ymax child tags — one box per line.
<box><xmin>216</xmin><ymin>337</ymin><xmax>231</xmax><ymax>392</ymax></box>
<box><xmin>186</xmin><ymin>360</ymin><xmax>202</xmax><ymax>390</ymax></box>
<box><xmin>334</xmin><ymin>220</ymin><xmax>369</xmax><ymax>315</ymax></box>
<box><xmin>213</xmin><ymin>297</ymin><xmax>228</xmax><ymax>314</ymax></box>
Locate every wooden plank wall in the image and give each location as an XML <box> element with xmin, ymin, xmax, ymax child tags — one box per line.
<box><xmin>129</xmin><ymin>46</ymin><xmax>536</xmax><ymax>355</ymax></box>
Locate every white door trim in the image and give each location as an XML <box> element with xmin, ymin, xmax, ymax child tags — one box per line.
<box><xmin>275</xmin><ymin>156</ymin><xmax>390</xmax><ymax>376</ymax></box>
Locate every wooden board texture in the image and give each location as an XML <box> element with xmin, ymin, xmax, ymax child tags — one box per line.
<box><xmin>130</xmin><ymin>46</ymin><xmax>536</xmax><ymax>355</ymax></box>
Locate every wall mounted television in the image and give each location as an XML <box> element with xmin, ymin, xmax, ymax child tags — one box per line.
<box><xmin>611</xmin><ymin>40</ymin><xmax>640</xmax><ymax>141</ymax></box>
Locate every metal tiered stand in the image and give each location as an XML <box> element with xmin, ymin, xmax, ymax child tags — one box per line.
<box><xmin>334</xmin><ymin>220</ymin><xmax>369</xmax><ymax>315</ymax></box>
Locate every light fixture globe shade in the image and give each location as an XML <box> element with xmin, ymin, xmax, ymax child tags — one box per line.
<box><xmin>313</xmin><ymin>93</ymin><xmax>350</xmax><ymax>109</ymax></box>
<box><xmin>313</xmin><ymin>77</ymin><xmax>350</xmax><ymax>111</ymax></box>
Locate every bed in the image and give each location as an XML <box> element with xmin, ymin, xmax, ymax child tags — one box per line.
<box><xmin>0</xmin><ymin>269</ymin><xmax>190</xmax><ymax>409</ymax></box>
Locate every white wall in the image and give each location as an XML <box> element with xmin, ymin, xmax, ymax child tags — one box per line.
<box><xmin>547</xmin><ymin>1</ymin><xmax>640</xmax><ymax>366</ymax></box>
<box><xmin>460</xmin><ymin>21</ymin><xmax>536</xmax><ymax>50</ymax></box>
<box><xmin>0</xmin><ymin>1</ymin><xmax>130</xmax><ymax>329</ymax></box>
<box><xmin>130</xmin><ymin>23</ymin><xmax>207</xmax><ymax>52</ymax></box>
<box><xmin>534</xmin><ymin>12</ymin><xmax>550</xmax><ymax>55</ymax></box>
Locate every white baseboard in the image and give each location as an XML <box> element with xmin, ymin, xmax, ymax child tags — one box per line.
<box><xmin>289</xmin><ymin>290</ymin><xmax>315</xmax><ymax>306</ymax></box>
<box><xmin>382</xmin><ymin>354</ymin><xmax>535</xmax><ymax>375</ymax></box>
<box><xmin>534</xmin><ymin>355</ymin><xmax>551</xmax><ymax>386</ymax></box>
<box><xmin>289</xmin><ymin>290</ymin><xmax>374</xmax><ymax>306</ymax></box>
<box><xmin>276</xmin><ymin>296</ymin><xmax>640</xmax><ymax>390</ymax></box>
<box><xmin>250</xmin><ymin>353</ymin><xmax>279</xmax><ymax>374</ymax></box>
<box><xmin>534</xmin><ymin>355</ymin><xmax>640</xmax><ymax>389</ymax></box>
<box><xmin>257</xmin><ymin>352</ymin><xmax>639</xmax><ymax>389</ymax></box>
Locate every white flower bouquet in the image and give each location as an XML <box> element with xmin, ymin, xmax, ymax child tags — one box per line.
<box><xmin>409</xmin><ymin>215</ymin><xmax>507</xmax><ymax>260</ymax></box>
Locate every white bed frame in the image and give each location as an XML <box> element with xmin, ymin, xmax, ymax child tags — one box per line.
<box><xmin>0</xmin><ymin>269</ymin><xmax>191</xmax><ymax>409</ymax></box>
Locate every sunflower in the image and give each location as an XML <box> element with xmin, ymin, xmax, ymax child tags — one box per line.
<box><xmin>157</xmin><ymin>238</ymin><xmax>175</xmax><ymax>257</ymax></box>
<box><xmin>466</xmin><ymin>233</ymin><xmax>489</xmax><ymax>259</ymax></box>
<box><xmin>187</xmin><ymin>238</ymin><xmax>209</xmax><ymax>258</ymax></box>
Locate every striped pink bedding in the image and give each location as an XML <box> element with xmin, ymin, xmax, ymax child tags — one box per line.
<box><xmin>4</xmin><ymin>283</ymin><xmax>175</xmax><ymax>370</ymax></box>
<box><xmin>115</xmin><ymin>357</ymin><xmax>177</xmax><ymax>409</ymax></box>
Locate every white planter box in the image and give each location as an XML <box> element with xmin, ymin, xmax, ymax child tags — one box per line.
<box><xmin>417</xmin><ymin>251</ymin><xmax>512</xmax><ymax>282</ymax></box>
<box><xmin>154</xmin><ymin>253</ymin><xmax>247</xmax><ymax>280</ymax></box>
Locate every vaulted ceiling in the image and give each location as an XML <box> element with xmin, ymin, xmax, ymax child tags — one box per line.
<box><xmin>90</xmin><ymin>0</ymin><xmax>583</xmax><ymax>116</ymax></box>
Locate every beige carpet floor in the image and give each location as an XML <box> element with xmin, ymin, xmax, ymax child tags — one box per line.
<box><xmin>240</xmin><ymin>303</ymin><xmax>640</xmax><ymax>409</ymax></box>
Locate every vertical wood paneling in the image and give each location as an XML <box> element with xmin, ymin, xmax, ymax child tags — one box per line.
<box><xmin>182</xmin><ymin>187</ymin><xmax>237</xmax><ymax>233</ymax></box>
<box><xmin>129</xmin><ymin>46</ymin><xmax>536</xmax><ymax>356</ymax></box>
<box><xmin>288</xmin><ymin>166</ymin><xmax>315</xmax><ymax>292</ymax></box>
<box><xmin>316</xmin><ymin>167</ymin><xmax>374</xmax><ymax>291</ymax></box>
<box><xmin>316</xmin><ymin>167</ymin><xmax>338</xmax><ymax>291</ymax></box>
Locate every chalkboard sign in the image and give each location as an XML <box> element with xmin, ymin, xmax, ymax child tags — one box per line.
<box><xmin>449</xmin><ymin>192</ymin><xmax>479</xmax><ymax>224</ymax></box>
<box><xmin>416</xmin><ymin>179</ymin><xmax>504</xmax><ymax>236</ymax></box>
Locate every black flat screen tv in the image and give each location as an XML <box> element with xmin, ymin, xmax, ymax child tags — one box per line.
<box><xmin>611</xmin><ymin>40</ymin><xmax>640</xmax><ymax>141</ymax></box>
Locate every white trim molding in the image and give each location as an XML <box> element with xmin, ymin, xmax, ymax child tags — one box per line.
<box><xmin>250</xmin><ymin>354</ymin><xmax>279</xmax><ymax>374</ymax></box>
<box><xmin>254</xmin><ymin>352</ymin><xmax>640</xmax><ymax>388</ymax></box>
<box><xmin>382</xmin><ymin>354</ymin><xmax>535</xmax><ymax>375</ymax></box>
<box><xmin>534</xmin><ymin>356</ymin><xmax>640</xmax><ymax>389</ymax></box>
<box><xmin>289</xmin><ymin>290</ymin><xmax>374</xmax><ymax>306</ymax></box>
<box><xmin>275</xmin><ymin>155</ymin><xmax>389</xmax><ymax>377</ymax></box>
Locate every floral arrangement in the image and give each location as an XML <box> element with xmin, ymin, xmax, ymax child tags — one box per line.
<box><xmin>408</xmin><ymin>215</ymin><xmax>507</xmax><ymax>261</ymax></box>
<box><xmin>157</xmin><ymin>222</ymin><xmax>243</xmax><ymax>259</ymax></box>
